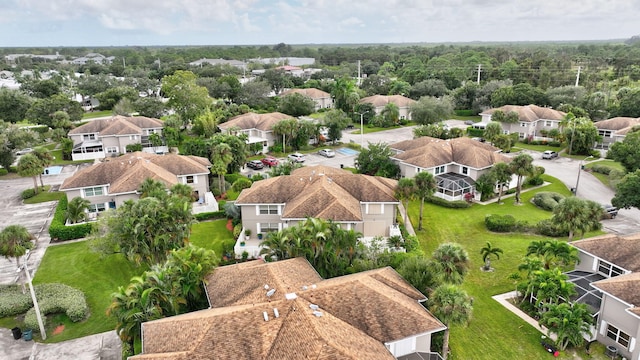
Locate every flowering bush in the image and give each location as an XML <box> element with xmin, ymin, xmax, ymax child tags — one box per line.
<box><xmin>23</xmin><ymin>283</ymin><xmax>88</xmax><ymax>331</ymax></box>
<box><xmin>0</xmin><ymin>285</ymin><xmax>32</xmax><ymax>317</ymax></box>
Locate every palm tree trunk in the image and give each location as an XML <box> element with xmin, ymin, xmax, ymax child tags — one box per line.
<box><xmin>32</xmin><ymin>176</ymin><xmax>39</xmax><ymax>194</ymax></box>
<box><xmin>442</xmin><ymin>328</ymin><xmax>450</xmax><ymax>360</ymax></box>
<box><xmin>568</xmin><ymin>230</ymin><xmax>574</xmax><ymax>241</ymax></box>
<box><xmin>418</xmin><ymin>198</ymin><xmax>424</xmax><ymax>230</ymax></box>
<box><xmin>497</xmin><ymin>184</ymin><xmax>503</xmax><ymax>203</ymax></box>
<box><xmin>403</xmin><ymin>200</ymin><xmax>409</xmax><ymax>226</ymax></box>
<box><xmin>39</xmin><ymin>174</ymin><xmax>45</xmax><ymax>189</ymax></box>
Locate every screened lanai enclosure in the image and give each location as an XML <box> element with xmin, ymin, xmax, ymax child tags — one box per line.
<box><xmin>435</xmin><ymin>173</ymin><xmax>477</xmax><ymax>201</ymax></box>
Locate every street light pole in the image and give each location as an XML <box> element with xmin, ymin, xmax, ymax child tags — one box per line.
<box><xmin>359</xmin><ymin>112</ymin><xmax>364</xmax><ymax>148</ymax></box>
<box><xmin>574</xmin><ymin>155</ymin><xmax>593</xmax><ymax>197</ymax></box>
<box><xmin>17</xmin><ymin>251</ymin><xmax>46</xmax><ymax>340</ymax></box>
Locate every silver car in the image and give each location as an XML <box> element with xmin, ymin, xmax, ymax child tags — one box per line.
<box><xmin>318</xmin><ymin>149</ymin><xmax>336</xmax><ymax>158</ymax></box>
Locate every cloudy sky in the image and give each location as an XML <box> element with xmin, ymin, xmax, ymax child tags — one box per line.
<box><xmin>2</xmin><ymin>0</ymin><xmax>639</xmax><ymax>47</ymax></box>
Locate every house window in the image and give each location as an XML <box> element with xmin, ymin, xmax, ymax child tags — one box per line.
<box><xmin>462</xmin><ymin>166</ymin><xmax>468</xmax><ymax>175</ymax></box>
<box><xmin>106</xmin><ymin>147</ymin><xmax>118</xmax><ymax>154</ymax></box>
<box><xmin>597</xmin><ymin>260</ymin><xmax>625</xmax><ymax>278</ymax></box>
<box><xmin>88</xmin><ymin>203</ymin><xmax>106</xmax><ymax>213</ymax></box>
<box><xmin>84</xmin><ymin>186</ymin><xmax>104</xmax><ymax>197</ymax></box>
<box><xmin>519</xmin><ymin>133</ymin><xmax>525</xmax><ymax>139</ymax></box>
<box><xmin>129</xmin><ymin>135</ymin><xmax>138</xmax><ymax>140</ymax></box>
<box><xmin>258</xmin><ymin>223</ymin><xmax>279</xmax><ymax>233</ymax></box>
<box><xmin>259</xmin><ymin>205</ymin><xmax>279</xmax><ymax>215</ymax></box>
<box><xmin>147</xmin><ymin>129</ymin><xmax>156</xmax><ymax>135</ymax></box>
<box><xmin>366</xmin><ymin>204</ymin><xmax>383</xmax><ymax>215</ymax></box>
<box><xmin>599</xmin><ymin>130</ymin><xmax>612</xmax><ymax>138</ymax></box>
<box><xmin>545</xmin><ymin>121</ymin><xmax>553</xmax><ymax>127</ymax></box>
<box><xmin>520</xmin><ymin>122</ymin><xmax>527</xmax><ymax>127</ymax></box>
<box><xmin>435</xmin><ymin>165</ymin><xmax>445</xmax><ymax>175</ymax></box>
<box><xmin>606</xmin><ymin>324</ymin><xmax>631</xmax><ymax>348</ymax></box>
<box><xmin>185</xmin><ymin>175</ymin><xmax>195</xmax><ymax>184</ymax></box>
<box><xmin>82</xmin><ymin>134</ymin><xmax>96</xmax><ymax>141</ymax></box>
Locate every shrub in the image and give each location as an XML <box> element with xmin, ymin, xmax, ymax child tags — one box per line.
<box><xmin>21</xmin><ymin>188</ymin><xmax>37</xmax><ymax>200</ymax></box>
<box><xmin>535</xmin><ymin>219</ymin><xmax>570</xmax><ymax>237</ymax></box>
<box><xmin>425</xmin><ymin>195</ymin><xmax>471</xmax><ymax>208</ymax></box>
<box><xmin>24</xmin><ymin>283</ymin><xmax>88</xmax><ymax>331</ymax></box>
<box><xmin>194</xmin><ymin>210</ymin><xmax>226</xmax><ymax>221</ymax></box>
<box><xmin>454</xmin><ymin>109</ymin><xmax>474</xmax><ymax>116</ymax></box>
<box><xmin>231</xmin><ymin>177</ymin><xmax>253</xmax><ymax>192</ymax></box>
<box><xmin>527</xmin><ymin>176</ymin><xmax>544</xmax><ymax>186</ymax></box>
<box><xmin>590</xmin><ymin>164</ymin><xmax>613</xmax><ymax>175</ymax></box>
<box><xmin>548</xmin><ymin>141</ymin><xmax>561</xmax><ymax>147</ymax></box>
<box><xmin>49</xmin><ymin>197</ymin><xmax>94</xmax><ymax>241</ymax></box>
<box><xmin>0</xmin><ymin>168</ymin><xmax>8</xmax><ymax>176</ymax></box>
<box><xmin>125</xmin><ymin>144</ymin><xmax>143</xmax><ymax>152</ymax></box>
<box><xmin>224</xmin><ymin>173</ymin><xmax>242</xmax><ymax>184</ymax></box>
<box><xmin>0</xmin><ymin>285</ymin><xmax>32</xmax><ymax>317</ymax></box>
<box><xmin>233</xmin><ymin>224</ymin><xmax>243</xmax><ymax>239</ymax></box>
<box><xmin>532</xmin><ymin>192</ymin><xmax>565</xmax><ymax>211</ymax></box>
<box><xmin>466</xmin><ymin>128</ymin><xmax>484</xmax><ymax>137</ymax></box>
<box><xmin>485</xmin><ymin>214</ymin><xmax>516</xmax><ymax>232</ymax></box>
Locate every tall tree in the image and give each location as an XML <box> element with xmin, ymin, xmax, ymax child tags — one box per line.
<box><xmin>211</xmin><ymin>143</ymin><xmax>233</xmax><ymax>194</ymax></box>
<box><xmin>612</xmin><ymin>169</ymin><xmax>640</xmax><ymax>210</ymax></box>
<box><xmin>490</xmin><ymin>162</ymin><xmax>513</xmax><ymax>204</ymax></box>
<box><xmin>509</xmin><ymin>153</ymin><xmax>534</xmax><ymax>204</ymax></box>
<box><xmin>277</xmin><ymin>93</ymin><xmax>316</xmax><ymax>117</ymax></box>
<box><xmin>480</xmin><ymin>242</ymin><xmax>503</xmax><ymax>271</ymax></box>
<box><xmin>381</xmin><ymin>102</ymin><xmax>400</xmax><ymax>125</ymax></box>
<box><xmin>410</xmin><ymin>96</ymin><xmax>454</xmax><ymax>125</ymax></box>
<box><xmin>414</xmin><ymin>171</ymin><xmax>436</xmax><ymax>230</ymax></box>
<box><xmin>138</xmin><ymin>178</ymin><xmax>168</xmax><ymax>199</ymax></box>
<box><xmin>608</xmin><ymin>130</ymin><xmax>640</xmax><ymax>173</ymax></box>
<box><xmin>0</xmin><ymin>225</ymin><xmax>34</xmax><ymax>268</ymax></box>
<box><xmin>161</xmin><ymin>70</ymin><xmax>211</xmax><ymax>125</ymax></box>
<box><xmin>17</xmin><ymin>153</ymin><xmax>44</xmax><ymax>194</ymax></box>
<box><xmin>395</xmin><ymin>178</ymin><xmax>417</xmax><ymax>227</ymax></box>
<box><xmin>483</xmin><ymin>121</ymin><xmax>502</xmax><ymax>145</ymax></box>
<box><xmin>332</xmin><ymin>77</ymin><xmax>360</xmax><ymax>114</ymax></box>
<box><xmin>32</xmin><ymin>147</ymin><xmax>54</xmax><ymax>188</ymax></box>
<box><xmin>0</xmin><ymin>88</ymin><xmax>32</xmax><ymax>123</ymax></box>
<box><xmin>428</xmin><ymin>284</ymin><xmax>473</xmax><ymax>360</ymax></box>
<box><xmin>397</xmin><ymin>256</ymin><xmax>438</xmax><ymax>295</ymax></box>
<box><xmin>526</xmin><ymin>239</ymin><xmax>580</xmax><ymax>270</ymax></box>
<box><xmin>355</xmin><ymin>142</ymin><xmax>400</xmax><ymax>178</ymax></box>
<box><xmin>539</xmin><ymin>302</ymin><xmax>593</xmax><ymax>351</ymax></box>
<box><xmin>66</xmin><ymin>197</ymin><xmax>90</xmax><ymax>224</ymax></box>
<box><xmin>551</xmin><ymin>197</ymin><xmax>601</xmax><ymax>241</ymax></box>
<box><xmin>432</xmin><ymin>242</ymin><xmax>470</xmax><ymax>285</ymax></box>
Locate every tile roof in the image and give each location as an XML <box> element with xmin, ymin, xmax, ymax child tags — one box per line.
<box><xmin>360</xmin><ymin>95</ymin><xmax>416</xmax><ymax>108</ymax></box>
<box><xmin>594</xmin><ymin>117</ymin><xmax>640</xmax><ymax>135</ymax></box>
<box><xmin>235</xmin><ymin>166</ymin><xmax>398</xmax><ymax>221</ymax></box>
<box><xmin>218</xmin><ymin>112</ymin><xmax>293</xmax><ymax>132</ymax></box>
<box><xmin>59</xmin><ymin>152</ymin><xmax>210</xmax><ymax>192</ymax></box>
<box><xmin>570</xmin><ymin>233</ymin><xmax>640</xmax><ymax>272</ymax></box>
<box><xmin>591</xmin><ymin>272</ymin><xmax>640</xmax><ymax>309</ymax></box>
<box><xmin>68</xmin><ymin>115</ymin><xmax>163</xmax><ymax>135</ymax></box>
<box><xmin>133</xmin><ymin>258</ymin><xmax>445</xmax><ymax>360</ymax></box>
<box><xmin>391</xmin><ymin>136</ymin><xmax>511</xmax><ymax>169</ymax></box>
<box><xmin>482</xmin><ymin>104</ymin><xmax>566</xmax><ymax>122</ymax></box>
<box><xmin>280</xmin><ymin>87</ymin><xmax>331</xmax><ymax>99</ymax></box>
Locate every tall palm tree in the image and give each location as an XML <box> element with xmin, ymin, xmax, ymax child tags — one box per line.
<box><xmin>211</xmin><ymin>143</ymin><xmax>233</xmax><ymax>193</ymax></box>
<box><xmin>524</xmin><ymin>268</ymin><xmax>576</xmax><ymax>308</ymax></box>
<box><xmin>0</xmin><ymin>224</ymin><xmax>34</xmax><ymax>268</ymax></box>
<box><xmin>490</xmin><ymin>162</ymin><xmax>512</xmax><ymax>204</ymax></box>
<box><xmin>518</xmin><ymin>256</ymin><xmax>544</xmax><ymax>279</ymax></box>
<box><xmin>32</xmin><ymin>148</ymin><xmax>54</xmax><ymax>188</ymax></box>
<box><xmin>170</xmin><ymin>183</ymin><xmax>194</xmax><ymax>201</ymax></box>
<box><xmin>509</xmin><ymin>153</ymin><xmax>534</xmax><ymax>204</ymax></box>
<box><xmin>432</xmin><ymin>242</ymin><xmax>470</xmax><ymax>285</ymax></box>
<box><xmin>414</xmin><ymin>172</ymin><xmax>436</xmax><ymax>230</ymax></box>
<box><xmin>552</xmin><ymin>197</ymin><xmax>597</xmax><ymax>241</ymax></box>
<box><xmin>381</xmin><ymin>102</ymin><xmax>400</xmax><ymax>125</ymax></box>
<box><xmin>480</xmin><ymin>242</ymin><xmax>503</xmax><ymax>271</ymax></box>
<box><xmin>428</xmin><ymin>284</ymin><xmax>473</xmax><ymax>360</ymax></box>
<box><xmin>66</xmin><ymin>196</ymin><xmax>90</xmax><ymax>224</ymax></box>
<box><xmin>138</xmin><ymin>178</ymin><xmax>167</xmax><ymax>199</ymax></box>
<box><xmin>526</xmin><ymin>239</ymin><xmax>579</xmax><ymax>270</ymax></box>
<box><xmin>539</xmin><ymin>302</ymin><xmax>593</xmax><ymax>351</ymax></box>
<box><xmin>17</xmin><ymin>153</ymin><xmax>44</xmax><ymax>194</ymax></box>
<box><xmin>395</xmin><ymin>177</ymin><xmax>417</xmax><ymax>227</ymax></box>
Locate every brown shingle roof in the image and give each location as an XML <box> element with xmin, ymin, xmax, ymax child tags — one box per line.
<box><xmin>280</xmin><ymin>88</ymin><xmax>331</xmax><ymax>99</ymax></box>
<box><xmin>391</xmin><ymin>137</ymin><xmax>510</xmax><ymax>169</ymax></box>
<box><xmin>235</xmin><ymin>166</ymin><xmax>398</xmax><ymax>221</ymax></box>
<box><xmin>591</xmin><ymin>272</ymin><xmax>640</xmax><ymax>308</ymax></box>
<box><xmin>483</xmin><ymin>105</ymin><xmax>566</xmax><ymax>122</ymax></box>
<box><xmin>68</xmin><ymin>115</ymin><xmax>163</xmax><ymax>135</ymax></box>
<box><xmin>594</xmin><ymin>117</ymin><xmax>640</xmax><ymax>136</ymax></box>
<box><xmin>571</xmin><ymin>233</ymin><xmax>640</xmax><ymax>272</ymax></box>
<box><xmin>360</xmin><ymin>95</ymin><xmax>416</xmax><ymax>108</ymax></box>
<box><xmin>59</xmin><ymin>152</ymin><xmax>210</xmax><ymax>192</ymax></box>
<box><xmin>134</xmin><ymin>258</ymin><xmax>444</xmax><ymax>360</ymax></box>
<box><xmin>218</xmin><ymin>112</ymin><xmax>293</xmax><ymax>132</ymax></box>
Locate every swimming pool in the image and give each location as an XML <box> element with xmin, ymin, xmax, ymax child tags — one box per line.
<box><xmin>43</xmin><ymin>166</ymin><xmax>63</xmax><ymax>175</ymax></box>
<box><xmin>337</xmin><ymin>147</ymin><xmax>359</xmax><ymax>156</ymax></box>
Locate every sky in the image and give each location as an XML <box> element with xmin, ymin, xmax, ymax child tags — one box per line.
<box><xmin>1</xmin><ymin>0</ymin><xmax>639</xmax><ymax>47</ymax></box>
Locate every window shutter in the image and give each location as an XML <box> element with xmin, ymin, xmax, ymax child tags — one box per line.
<box><xmin>630</xmin><ymin>337</ymin><xmax>636</xmax><ymax>352</ymax></box>
<box><xmin>599</xmin><ymin>321</ymin><xmax>607</xmax><ymax>336</ymax></box>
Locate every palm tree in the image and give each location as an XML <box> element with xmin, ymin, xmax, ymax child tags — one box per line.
<box><xmin>395</xmin><ymin>178</ymin><xmax>417</xmax><ymax>227</ymax></box>
<box><xmin>211</xmin><ymin>143</ymin><xmax>233</xmax><ymax>194</ymax></box>
<box><xmin>509</xmin><ymin>153</ymin><xmax>534</xmax><ymax>204</ymax></box>
<box><xmin>397</xmin><ymin>256</ymin><xmax>438</xmax><ymax>295</ymax></box>
<box><xmin>483</xmin><ymin>122</ymin><xmax>502</xmax><ymax>145</ymax></box>
<box><xmin>526</xmin><ymin>239</ymin><xmax>579</xmax><ymax>270</ymax></box>
<box><xmin>32</xmin><ymin>148</ymin><xmax>54</xmax><ymax>188</ymax></box>
<box><xmin>0</xmin><ymin>225</ymin><xmax>34</xmax><ymax>268</ymax></box>
<box><xmin>539</xmin><ymin>302</ymin><xmax>593</xmax><ymax>351</ymax></box>
<box><xmin>170</xmin><ymin>183</ymin><xmax>194</xmax><ymax>201</ymax></box>
<box><xmin>480</xmin><ymin>242</ymin><xmax>503</xmax><ymax>271</ymax></box>
<box><xmin>17</xmin><ymin>153</ymin><xmax>45</xmax><ymax>194</ymax></box>
<box><xmin>414</xmin><ymin>172</ymin><xmax>436</xmax><ymax>230</ymax></box>
<box><xmin>432</xmin><ymin>242</ymin><xmax>469</xmax><ymax>285</ymax></box>
<box><xmin>490</xmin><ymin>162</ymin><xmax>512</xmax><ymax>204</ymax></box>
<box><xmin>518</xmin><ymin>256</ymin><xmax>544</xmax><ymax>279</ymax></box>
<box><xmin>552</xmin><ymin>197</ymin><xmax>597</xmax><ymax>241</ymax></box>
<box><xmin>381</xmin><ymin>102</ymin><xmax>400</xmax><ymax>125</ymax></box>
<box><xmin>66</xmin><ymin>197</ymin><xmax>90</xmax><ymax>224</ymax></box>
<box><xmin>428</xmin><ymin>284</ymin><xmax>473</xmax><ymax>360</ymax></box>
<box><xmin>138</xmin><ymin>178</ymin><xmax>167</xmax><ymax>199</ymax></box>
<box><xmin>524</xmin><ymin>268</ymin><xmax>576</xmax><ymax>308</ymax></box>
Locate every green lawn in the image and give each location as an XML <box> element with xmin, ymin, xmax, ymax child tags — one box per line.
<box><xmin>82</xmin><ymin>110</ymin><xmax>112</xmax><ymax>119</ymax></box>
<box><xmin>408</xmin><ymin>175</ymin><xmax>604</xmax><ymax>359</ymax></box>
<box><xmin>23</xmin><ymin>189</ymin><xmax>65</xmax><ymax>204</ymax></box>
<box><xmin>350</xmin><ymin>122</ymin><xmax>415</xmax><ymax>134</ymax></box>
<box><xmin>49</xmin><ymin>149</ymin><xmax>93</xmax><ymax>165</ymax></box>
<box><xmin>189</xmin><ymin>219</ymin><xmax>235</xmax><ymax>259</ymax></box>
<box><xmin>512</xmin><ymin>141</ymin><xmax>564</xmax><ymax>153</ymax></box>
<box><xmin>585</xmin><ymin>159</ymin><xmax>625</xmax><ymax>188</ymax></box>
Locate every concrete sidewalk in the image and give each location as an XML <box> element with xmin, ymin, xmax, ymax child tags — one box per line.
<box><xmin>0</xmin><ymin>329</ymin><xmax>121</xmax><ymax>360</ymax></box>
<box><xmin>492</xmin><ymin>291</ymin><xmax>557</xmax><ymax>341</ymax></box>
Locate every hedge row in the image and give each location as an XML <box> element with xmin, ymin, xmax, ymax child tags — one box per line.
<box><xmin>48</xmin><ymin>197</ymin><xmax>94</xmax><ymax>241</ymax></box>
<box><xmin>590</xmin><ymin>164</ymin><xmax>614</xmax><ymax>175</ymax></box>
<box><xmin>194</xmin><ymin>210</ymin><xmax>226</xmax><ymax>221</ymax></box>
<box><xmin>0</xmin><ymin>285</ymin><xmax>32</xmax><ymax>318</ymax></box>
<box><xmin>485</xmin><ymin>214</ymin><xmax>569</xmax><ymax>237</ymax></box>
<box><xmin>24</xmin><ymin>283</ymin><xmax>88</xmax><ymax>331</ymax></box>
<box><xmin>426</xmin><ymin>195</ymin><xmax>471</xmax><ymax>208</ymax></box>
<box><xmin>532</xmin><ymin>192</ymin><xmax>565</xmax><ymax>211</ymax></box>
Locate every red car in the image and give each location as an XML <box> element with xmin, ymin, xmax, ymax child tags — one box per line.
<box><xmin>261</xmin><ymin>156</ymin><xmax>279</xmax><ymax>167</ymax></box>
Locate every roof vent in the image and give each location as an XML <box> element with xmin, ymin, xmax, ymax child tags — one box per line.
<box><xmin>266</xmin><ymin>289</ymin><xmax>276</xmax><ymax>297</ymax></box>
<box><xmin>311</xmin><ymin>284</ymin><xmax>317</xmax><ymax>289</ymax></box>
<box><xmin>301</xmin><ymin>285</ymin><xmax>308</xmax><ymax>291</ymax></box>
<box><xmin>285</xmin><ymin>292</ymin><xmax>297</xmax><ymax>300</ymax></box>
<box><xmin>309</xmin><ymin>304</ymin><xmax>319</xmax><ymax>310</ymax></box>
<box><xmin>273</xmin><ymin>308</ymin><xmax>280</xmax><ymax>318</ymax></box>
<box><xmin>312</xmin><ymin>311</ymin><xmax>323</xmax><ymax>317</ymax></box>
<box><xmin>263</xmin><ymin>311</ymin><xmax>269</xmax><ymax>322</ymax></box>
<box><xmin>264</xmin><ymin>284</ymin><xmax>270</xmax><ymax>290</ymax></box>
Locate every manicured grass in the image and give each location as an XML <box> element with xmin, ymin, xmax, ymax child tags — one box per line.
<box><xmin>190</xmin><ymin>219</ymin><xmax>235</xmax><ymax>258</ymax></box>
<box><xmin>512</xmin><ymin>141</ymin><xmax>564</xmax><ymax>153</ymax></box>
<box><xmin>23</xmin><ymin>189</ymin><xmax>65</xmax><ymax>204</ymax></box>
<box><xmin>449</xmin><ymin>115</ymin><xmax>481</xmax><ymax>122</ymax></box>
<box><xmin>585</xmin><ymin>159</ymin><xmax>625</xmax><ymax>188</ymax></box>
<box><xmin>49</xmin><ymin>149</ymin><xmax>92</xmax><ymax>165</ymax></box>
<box><xmin>408</xmin><ymin>175</ymin><xmax>604</xmax><ymax>359</ymax></box>
<box><xmin>82</xmin><ymin>110</ymin><xmax>112</xmax><ymax>119</ymax></box>
<box><xmin>0</xmin><ymin>241</ymin><xmax>142</xmax><ymax>343</ymax></box>
<box><xmin>350</xmin><ymin>123</ymin><xmax>415</xmax><ymax>134</ymax></box>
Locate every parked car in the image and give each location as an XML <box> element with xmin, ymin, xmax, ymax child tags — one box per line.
<box><xmin>464</xmin><ymin>120</ymin><xmax>475</xmax><ymax>125</ymax></box>
<box><xmin>16</xmin><ymin>148</ymin><xmax>33</xmax><ymax>155</ymax></box>
<box><xmin>542</xmin><ymin>150</ymin><xmax>558</xmax><ymax>159</ymax></box>
<box><xmin>602</xmin><ymin>204</ymin><xmax>619</xmax><ymax>219</ymax></box>
<box><xmin>471</xmin><ymin>137</ymin><xmax>486</xmax><ymax>143</ymax></box>
<box><xmin>318</xmin><ymin>149</ymin><xmax>336</xmax><ymax>158</ymax></box>
<box><xmin>246</xmin><ymin>160</ymin><xmax>264</xmax><ymax>170</ymax></box>
<box><xmin>261</xmin><ymin>156</ymin><xmax>279</xmax><ymax>167</ymax></box>
<box><xmin>288</xmin><ymin>153</ymin><xmax>306</xmax><ymax>163</ymax></box>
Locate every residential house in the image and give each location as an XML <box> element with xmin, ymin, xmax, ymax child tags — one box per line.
<box><xmin>390</xmin><ymin>137</ymin><xmax>514</xmax><ymax>201</ymax></box>
<box><xmin>480</xmin><ymin>105</ymin><xmax>566</xmax><ymax>141</ymax></box>
<box><xmin>280</xmin><ymin>88</ymin><xmax>333</xmax><ymax>110</ymax></box>
<box><xmin>594</xmin><ymin>117</ymin><xmax>640</xmax><ymax>149</ymax></box>
<box><xmin>130</xmin><ymin>257</ymin><xmax>446</xmax><ymax>360</ymax></box>
<box><xmin>59</xmin><ymin>152</ymin><xmax>216</xmax><ymax>218</ymax></box>
<box><xmin>569</xmin><ymin>233</ymin><xmax>640</xmax><ymax>360</ymax></box>
<box><xmin>68</xmin><ymin>53</ymin><xmax>115</xmax><ymax>65</ymax></box>
<box><xmin>234</xmin><ymin>165</ymin><xmax>399</xmax><ymax>257</ymax></box>
<box><xmin>360</xmin><ymin>95</ymin><xmax>416</xmax><ymax>121</ymax></box>
<box><xmin>188</xmin><ymin>58</ymin><xmax>247</xmax><ymax>70</ymax></box>
<box><xmin>218</xmin><ymin>112</ymin><xmax>293</xmax><ymax>154</ymax></box>
<box><xmin>249</xmin><ymin>57</ymin><xmax>316</xmax><ymax>66</ymax></box>
<box><xmin>67</xmin><ymin>116</ymin><xmax>165</xmax><ymax>161</ymax></box>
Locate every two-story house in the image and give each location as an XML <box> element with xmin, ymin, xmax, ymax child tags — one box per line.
<box><xmin>360</xmin><ymin>95</ymin><xmax>416</xmax><ymax>121</ymax></box>
<box><xmin>569</xmin><ymin>233</ymin><xmax>640</xmax><ymax>360</ymax></box>
<box><xmin>59</xmin><ymin>152</ymin><xmax>215</xmax><ymax>218</ymax></box>
<box><xmin>130</xmin><ymin>257</ymin><xmax>447</xmax><ymax>360</ymax></box>
<box><xmin>233</xmin><ymin>165</ymin><xmax>399</xmax><ymax>258</ymax></box>
<box><xmin>390</xmin><ymin>137</ymin><xmax>514</xmax><ymax>201</ymax></box>
<box><xmin>218</xmin><ymin>112</ymin><xmax>293</xmax><ymax>154</ymax></box>
<box><xmin>594</xmin><ymin>117</ymin><xmax>640</xmax><ymax>149</ymax></box>
<box><xmin>279</xmin><ymin>88</ymin><xmax>333</xmax><ymax>110</ymax></box>
<box><xmin>480</xmin><ymin>105</ymin><xmax>566</xmax><ymax>141</ymax></box>
<box><xmin>68</xmin><ymin>116</ymin><xmax>165</xmax><ymax>161</ymax></box>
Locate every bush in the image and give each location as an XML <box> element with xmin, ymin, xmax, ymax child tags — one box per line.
<box><xmin>126</xmin><ymin>144</ymin><xmax>143</xmax><ymax>152</ymax></box>
<box><xmin>454</xmin><ymin>109</ymin><xmax>474</xmax><ymax>116</ymax></box>
<box><xmin>21</xmin><ymin>188</ymin><xmax>37</xmax><ymax>200</ymax></box>
<box><xmin>49</xmin><ymin>197</ymin><xmax>93</xmax><ymax>241</ymax></box>
<box><xmin>548</xmin><ymin>141</ymin><xmax>561</xmax><ymax>147</ymax></box>
<box><xmin>535</xmin><ymin>219</ymin><xmax>569</xmax><ymax>237</ymax></box>
<box><xmin>194</xmin><ymin>210</ymin><xmax>226</xmax><ymax>221</ymax></box>
<box><xmin>231</xmin><ymin>177</ymin><xmax>253</xmax><ymax>192</ymax></box>
<box><xmin>425</xmin><ymin>195</ymin><xmax>471</xmax><ymax>208</ymax></box>
<box><xmin>24</xmin><ymin>283</ymin><xmax>88</xmax><ymax>331</ymax></box>
<box><xmin>532</xmin><ymin>192</ymin><xmax>565</xmax><ymax>211</ymax></box>
<box><xmin>0</xmin><ymin>168</ymin><xmax>8</xmax><ymax>176</ymax></box>
<box><xmin>211</xmin><ymin>180</ymin><xmax>232</xmax><ymax>197</ymax></box>
<box><xmin>0</xmin><ymin>285</ymin><xmax>32</xmax><ymax>317</ymax></box>
<box><xmin>485</xmin><ymin>214</ymin><xmax>516</xmax><ymax>232</ymax></box>
<box><xmin>527</xmin><ymin>176</ymin><xmax>544</xmax><ymax>186</ymax></box>
<box><xmin>224</xmin><ymin>173</ymin><xmax>242</xmax><ymax>184</ymax></box>
<box><xmin>590</xmin><ymin>164</ymin><xmax>613</xmax><ymax>175</ymax></box>
<box><xmin>466</xmin><ymin>128</ymin><xmax>484</xmax><ymax>137</ymax></box>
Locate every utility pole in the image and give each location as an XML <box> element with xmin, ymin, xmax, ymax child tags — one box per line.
<box><xmin>575</xmin><ymin>66</ymin><xmax>581</xmax><ymax>87</ymax></box>
<box><xmin>476</xmin><ymin>64</ymin><xmax>482</xmax><ymax>84</ymax></box>
<box><xmin>357</xmin><ymin>60</ymin><xmax>361</xmax><ymax>86</ymax></box>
